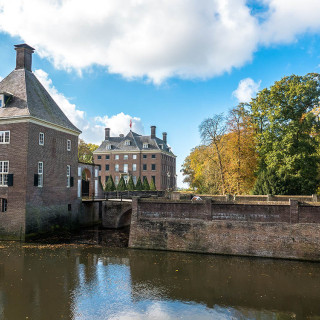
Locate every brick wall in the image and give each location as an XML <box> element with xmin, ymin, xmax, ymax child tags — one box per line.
<box><xmin>129</xmin><ymin>198</ymin><xmax>320</xmax><ymax>261</ymax></box>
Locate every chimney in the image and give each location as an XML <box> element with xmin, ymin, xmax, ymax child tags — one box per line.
<box><xmin>105</xmin><ymin>128</ymin><xmax>110</xmax><ymax>140</ymax></box>
<box><xmin>14</xmin><ymin>44</ymin><xmax>35</xmax><ymax>71</ymax></box>
<box><xmin>151</xmin><ymin>126</ymin><xmax>156</xmax><ymax>139</ymax></box>
<box><xmin>162</xmin><ymin>132</ymin><xmax>167</xmax><ymax>144</ymax></box>
<box><xmin>119</xmin><ymin>134</ymin><xmax>124</xmax><ymax>137</ymax></box>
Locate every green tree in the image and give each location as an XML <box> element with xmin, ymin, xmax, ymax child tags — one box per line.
<box><xmin>78</xmin><ymin>139</ymin><xmax>99</xmax><ymax>164</ymax></box>
<box><xmin>105</xmin><ymin>176</ymin><xmax>116</xmax><ymax>191</ymax></box>
<box><xmin>251</xmin><ymin>73</ymin><xmax>320</xmax><ymax>195</ymax></box>
<box><xmin>142</xmin><ymin>177</ymin><xmax>150</xmax><ymax>190</ymax></box>
<box><xmin>135</xmin><ymin>177</ymin><xmax>143</xmax><ymax>191</ymax></box>
<box><xmin>117</xmin><ymin>176</ymin><xmax>127</xmax><ymax>191</ymax></box>
<box><xmin>127</xmin><ymin>176</ymin><xmax>135</xmax><ymax>191</ymax></box>
<box><xmin>149</xmin><ymin>178</ymin><xmax>157</xmax><ymax>191</ymax></box>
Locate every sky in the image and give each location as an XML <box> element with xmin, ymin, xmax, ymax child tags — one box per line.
<box><xmin>0</xmin><ymin>0</ymin><xmax>320</xmax><ymax>188</ymax></box>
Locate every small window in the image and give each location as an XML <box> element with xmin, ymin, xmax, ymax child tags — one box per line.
<box><xmin>39</xmin><ymin>132</ymin><xmax>44</xmax><ymax>146</ymax></box>
<box><xmin>125</xmin><ymin>140</ymin><xmax>131</xmax><ymax>146</ymax></box>
<box><xmin>0</xmin><ymin>161</ymin><xmax>9</xmax><ymax>186</ymax></box>
<box><xmin>124</xmin><ymin>164</ymin><xmax>128</xmax><ymax>173</ymax></box>
<box><xmin>0</xmin><ymin>131</ymin><xmax>10</xmax><ymax>144</ymax></box>
<box><xmin>152</xmin><ymin>154</ymin><xmax>156</xmax><ymax>159</ymax></box>
<box><xmin>124</xmin><ymin>175</ymin><xmax>129</xmax><ymax>183</ymax></box>
<box><xmin>97</xmin><ymin>155</ymin><xmax>101</xmax><ymax>160</ymax></box>
<box><xmin>0</xmin><ymin>95</ymin><xmax>3</xmax><ymax>108</ymax></box>
<box><xmin>106</xmin><ymin>164</ymin><xmax>109</xmax><ymax>171</ymax></box>
<box><xmin>152</xmin><ymin>164</ymin><xmax>156</xmax><ymax>171</ymax></box>
<box><xmin>98</xmin><ymin>165</ymin><xmax>101</xmax><ymax>171</ymax></box>
<box><xmin>143</xmin><ymin>155</ymin><xmax>147</xmax><ymax>159</ymax></box>
<box><xmin>143</xmin><ymin>164</ymin><xmax>147</xmax><ymax>171</ymax></box>
<box><xmin>1</xmin><ymin>198</ymin><xmax>7</xmax><ymax>212</ymax></box>
<box><xmin>152</xmin><ymin>176</ymin><xmax>156</xmax><ymax>183</ymax></box>
<box><xmin>132</xmin><ymin>164</ymin><xmax>137</xmax><ymax>172</ymax></box>
<box><xmin>143</xmin><ymin>143</ymin><xmax>148</xmax><ymax>149</ymax></box>
<box><xmin>115</xmin><ymin>164</ymin><xmax>119</xmax><ymax>172</ymax></box>
<box><xmin>67</xmin><ymin>139</ymin><xmax>71</xmax><ymax>151</ymax></box>
<box><xmin>159</xmin><ymin>144</ymin><xmax>163</xmax><ymax>149</ymax></box>
<box><xmin>115</xmin><ymin>176</ymin><xmax>119</xmax><ymax>185</ymax></box>
<box><xmin>133</xmin><ymin>154</ymin><xmax>137</xmax><ymax>160</ymax></box>
<box><xmin>124</xmin><ymin>155</ymin><xmax>128</xmax><ymax>160</ymax></box>
<box><xmin>133</xmin><ymin>176</ymin><xmax>137</xmax><ymax>184</ymax></box>
<box><xmin>115</xmin><ymin>155</ymin><xmax>119</xmax><ymax>160</ymax></box>
<box><xmin>105</xmin><ymin>176</ymin><xmax>109</xmax><ymax>183</ymax></box>
<box><xmin>67</xmin><ymin>165</ymin><xmax>71</xmax><ymax>188</ymax></box>
<box><xmin>106</xmin><ymin>155</ymin><xmax>110</xmax><ymax>160</ymax></box>
<box><xmin>38</xmin><ymin>162</ymin><xmax>43</xmax><ymax>187</ymax></box>
<box><xmin>107</xmin><ymin>144</ymin><xmax>112</xmax><ymax>150</ymax></box>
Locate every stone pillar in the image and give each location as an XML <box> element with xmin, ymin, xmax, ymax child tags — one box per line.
<box><xmin>267</xmin><ymin>194</ymin><xmax>274</xmax><ymax>202</ymax></box>
<box><xmin>289</xmin><ymin>199</ymin><xmax>299</xmax><ymax>224</ymax></box>
<box><xmin>312</xmin><ymin>194</ymin><xmax>319</xmax><ymax>202</ymax></box>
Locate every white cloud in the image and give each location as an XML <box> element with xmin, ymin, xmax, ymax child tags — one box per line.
<box><xmin>233</xmin><ymin>78</ymin><xmax>261</xmax><ymax>103</ymax></box>
<box><xmin>1</xmin><ymin>1</ymin><xmax>319</xmax><ymax>84</ymax></box>
<box><xmin>34</xmin><ymin>69</ymin><xmax>142</xmax><ymax>144</ymax></box>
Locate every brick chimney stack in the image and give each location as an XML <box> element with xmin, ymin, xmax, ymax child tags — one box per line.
<box><xmin>14</xmin><ymin>44</ymin><xmax>35</xmax><ymax>72</ymax></box>
<box><xmin>151</xmin><ymin>126</ymin><xmax>156</xmax><ymax>139</ymax></box>
<box><xmin>163</xmin><ymin>132</ymin><xmax>167</xmax><ymax>144</ymax></box>
<box><xmin>105</xmin><ymin>128</ymin><xmax>110</xmax><ymax>140</ymax></box>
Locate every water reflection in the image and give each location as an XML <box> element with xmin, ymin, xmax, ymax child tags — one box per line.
<box><xmin>0</xmin><ymin>242</ymin><xmax>319</xmax><ymax>319</ymax></box>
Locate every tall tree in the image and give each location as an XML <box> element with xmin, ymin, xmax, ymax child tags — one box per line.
<box><xmin>149</xmin><ymin>178</ymin><xmax>157</xmax><ymax>191</ymax></box>
<box><xmin>135</xmin><ymin>177</ymin><xmax>143</xmax><ymax>191</ymax></box>
<box><xmin>105</xmin><ymin>176</ymin><xmax>116</xmax><ymax>191</ymax></box>
<box><xmin>78</xmin><ymin>139</ymin><xmax>99</xmax><ymax>164</ymax></box>
<box><xmin>251</xmin><ymin>73</ymin><xmax>320</xmax><ymax>194</ymax></box>
<box><xmin>142</xmin><ymin>177</ymin><xmax>150</xmax><ymax>191</ymax></box>
<box><xmin>127</xmin><ymin>176</ymin><xmax>135</xmax><ymax>191</ymax></box>
<box><xmin>117</xmin><ymin>176</ymin><xmax>127</xmax><ymax>191</ymax></box>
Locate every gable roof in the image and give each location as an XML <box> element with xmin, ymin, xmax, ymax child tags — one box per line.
<box><xmin>0</xmin><ymin>69</ymin><xmax>81</xmax><ymax>134</ymax></box>
<box><xmin>94</xmin><ymin>130</ymin><xmax>175</xmax><ymax>156</ymax></box>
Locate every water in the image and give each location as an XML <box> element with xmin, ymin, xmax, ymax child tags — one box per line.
<box><xmin>0</xmin><ymin>241</ymin><xmax>320</xmax><ymax>320</ymax></box>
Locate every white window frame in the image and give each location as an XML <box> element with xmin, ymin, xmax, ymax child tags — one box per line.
<box><xmin>115</xmin><ymin>164</ymin><xmax>119</xmax><ymax>172</ymax></box>
<box><xmin>0</xmin><ymin>161</ymin><xmax>9</xmax><ymax>186</ymax></box>
<box><xmin>0</xmin><ymin>131</ymin><xmax>10</xmax><ymax>144</ymax></box>
<box><xmin>39</xmin><ymin>132</ymin><xmax>44</xmax><ymax>146</ymax></box>
<box><xmin>67</xmin><ymin>165</ymin><xmax>71</xmax><ymax>188</ymax></box>
<box><xmin>67</xmin><ymin>139</ymin><xmax>71</xmax><ymax>151</ymax></box>
<box><xmin>124</xmin><ymin>164</ymin><xmax>128</xmax><ymax>173</ymax></box>
<box><xmin>125</xmin><ymin>140</ymin><xmax>130</xmax><ymax>146</ymax></box>
<box><xmin>133</xmin><ymin>176</ymin><xmax>137</xmax><ymax>184</ymax></box>
<box><xmin>38</xmin><ymin>162</ymin><xmax>43</xmax><ymax>187</ymax></box>
<box><xmin>124</xmin><ymin>155</ymin><xmax>128</xmax><ymax>160</ymax></box>
<box><xmin>115</xmin><ymin>176</ymin><xmax>119</xmax><ymax>185</ymax></box>
<box><xmin>115</xmin><ymin>155</ymin><xmax>119</xmax><ymax>160</ymax></box>
<box><xmin>143</xmin><ymin>143</ymin><xmax>148</xmax><ymax>149</ymax></box>
<box><xmin>107</xmin><ymin>144</ymin><xmax>112</xmax><ymax>150</ymax></box>
<box><xmin>132</xmin><ymin>164</ymin><xmax>137</xmax><ymax>172</ymax></box>
<box><xmin>133</xmin><ymin>154</ymin><xmax>137</xmax><ymax>160</ymax></box>
<box><xmin>0</xmin><ymin>94</ymin><xmax>4</xmax><ymax>108</ymax></box>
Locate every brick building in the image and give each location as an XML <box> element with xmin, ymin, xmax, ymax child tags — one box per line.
<box><xmin>93</xmin><ymin>126</ymin><xmax>176</xmax><ymax>190</ymax></box>
<box><xmin>0</xmin><ymin>44</ymin><xmax>81</xmax><ymax>240</ymax></box>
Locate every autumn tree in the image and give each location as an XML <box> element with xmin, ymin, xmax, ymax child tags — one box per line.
<box><xmin>78</xmin><ymin>139</ymin><xmax>99</xmax><ymax>164</ymax></box>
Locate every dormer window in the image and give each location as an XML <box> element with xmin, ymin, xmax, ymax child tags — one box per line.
<box><xmin>159</xmin><ymin>144</ymin><xmax>163</xmax><ymax>149</ymax></box>
<box><xmin>0</xmin><ymin>93</ymin><xmax>12</xmax><ymax>108</ymax></box>
<box><xmin>107</xmin><ymin>144</ymin><xmax>112</xmax><ymax>150</ymax></box>
<box><xmin>143</xmin><ymin>143</ymin><xmax>148</xmax><ymax>149</ymax></box>
<box><xmin>125</xmin><ymin>140</ymin><xmax>131</xmax><ymax>146</ymax></box>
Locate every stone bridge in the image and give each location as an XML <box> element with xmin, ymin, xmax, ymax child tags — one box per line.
<box><xmin>102</xmin><ymin>199</ymin><xmax>132</xmax><ymax>229</ymax></box>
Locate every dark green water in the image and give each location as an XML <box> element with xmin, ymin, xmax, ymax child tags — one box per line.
<box><xmin>0</xmin><ymin>242</ymin><xmax>320</xmax><ymax>320</ymax></box>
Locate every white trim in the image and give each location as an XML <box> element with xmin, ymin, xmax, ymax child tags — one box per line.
<box><xmin>0</xmin><ymin>116</ymin><xmax>81</xmax><ymax>136</ymax></box>
<box><xmin>67</xmin><ymin>139</ymin><xmax>71</xmax><ymax>151</ymax></box>
<box><xmin>0</xmin><ymin>131</ymin><xmax>10</xmax><ymax>144</ymax></box>
<box><xmin>38</xmin><ymin>161</ymin><xmax>43</xmax><ymax>187</ymax></box>
<box><xmin>67</xmin><ymin>165</ymin><xmax>71</xmax><ymax>188</ymax></box>
<box><xmin>39</xmin><ymin>132</ymin><xmax>44</xmax><ymax>146</ymax></box>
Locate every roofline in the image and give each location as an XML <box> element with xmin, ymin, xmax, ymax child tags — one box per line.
<box><xmin>0</xmin><ymin>116</ymin><xmax>81</xmax><ymax>136</ymax></box>
<box><xmin>93</xmin><ymin>149</ymin><xmax>176</xmax><ymax>157</ymax></box>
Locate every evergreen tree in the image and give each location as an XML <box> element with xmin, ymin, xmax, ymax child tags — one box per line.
<box><xmin>105</xmin><ymin>176</ymin><xmax>116</xmax><ymax>191</ymax></box>
<box><xmin>127</xmin><ymin>176</ymin><xmax>135</xmax><ymax>191</ymax></box>
<box><xmin>142</xmin><ymin>177</ymin><xmax>150</xmax><ymax>190</ymax></box>
<box><xmin>117</xmin><ymin>176</ymin><xmax>127</xmax><ymax>191</ymax></box>
<box><xmin>135</xmin><ymin>177</ymin><xmax>143</xmax><ymax>191</ymax></box>
<box><xmin>149</xmin><ymin>178</ymin><xmax>157</xmax><ymax>191</ymax></box>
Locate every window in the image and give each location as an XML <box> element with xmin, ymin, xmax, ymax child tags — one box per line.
<box><xmin>152</xmin><ymin>176</ymin><xmax>156</xmax><ymax>183</ymax></box>
<box><xmin>143</xmin><ymin>164</ymin><xmax>147</xmax><ymax>171</ymax></box>
<box><xmin>125</xmin><ymin>140</ymin><xmax>131</xmax><ymax>146</ymax></box>
<box><xmin>115</xmin><ymin>164</ymin><xmax>119</xmax><ymax>172</ymax></box>
<box><xmin>152</xmin><ymin>154</ymin><xmax>156</xmax><ymax>158</ymax></box>
<box><xmin>152</xmin><ymin>164</ymin><xmax>156</xmax><ymax>171</ymax></box>
<box><xmin>124</xmin><ymin>164</ymin><xmax>128</xmax><ymax>173</ymax></box>
<box><xmin>105</xmin><ymin>176</ymin><xmax>109</xmax><ymax>183</ymax></box>
<box><xmin>0</xmin><ymin>161</ymin><xmax>9</xmax><ymax>186</ymax></box>
<box><xmin>67</xmin><ymin>165</ymin><xmax>71</xmax><ymax>187</ymax></box>
<box><xmin>0</xmin><ymin>131</ymin><xmax>10</xmax><ymax>144</ymax></box>
<box><xmin>67</xmin><ymin>139</ymin><xmax>71</xmax><ymax>151</ymax></box>
<box><xmin>115</xmin><ymin>155</ymin><xmax>119</xmax><ymax>160</ymax></box>
<box><xmin>132</xmin><ymin>164</ymin><xmax>136</xmax><ymax>171</ymax></box>
<box><xmin>1</xmin><ymin>198</ymin><xmax>7</xmax><ymax>212</ymax></box>
<box><xmin>133</xmin><ymin>176</ymin><xmax>137</xmax><ymax>184</ymax></box>
<box><xmin>98</xmin><ymin>165</ymin><xmax>101</xmax><ymax>171</ymax></box>
<box><xmin>68</xmin><ymin>204</ymin><xmax>72</xmax><ymax>212</ymax></box>
<box><xmin>115</xmin><ymin>176</ymin><xmax>119</xmax><ymax>185</ymax></box>
<box><xmin>39</xmin><ymin>132</ymin><xmax>44</xmax><ymax>145</ymax></box>
<box><xmin>143</xmin><ymin>155</ymin><xmax>147</xmax><ymax>159</ymax></box>
<box><xmin>124</xmin><ymin>175</ymin><xmax>129</xmax><ymax>183</ymax></box>
<box><xmin>133</xmin><ymin>154</ymin><xmax>137</xmax><ymax>160</ymax></box>
<box><xmin>97</xmin><ymin>155</ymin><xmax>101</xmax><ymax>160</ymax></box>
<box><xmin>107</xmin><ymin>144</ymin><xmax>112</xmax><ymax>150</ymax></box>
<box><xmin>106</xmin><ymin>164</ymin><xmax>109</xmax><ymax>171</ymax></box>
<box><xmin>38</xmin><ymin>162</ymin><xmax>43</xmax><ymax>187</ymax></box>
<box><xmin>124</xmin><ymin>155</ymin><xmax>128</xmax><ymax>160</ymax></box>
<box><xmin>106</xmin><ymin>155</ymin><xmax>110</xmax><ymax>160</ymax></box>
<box><xmin>0</xmin><ymin>95</ymin><xmax>3</xmax><ymax>108</ymax></box>
<box><xmin>143</xmin><ymin>143</ymin><xmax>148</xmax><ymax>149</ymax></box>
<box><xmin>159</xmin><ymin>144</ymin><xmax>163</xmax><ymax>149</ymax></box>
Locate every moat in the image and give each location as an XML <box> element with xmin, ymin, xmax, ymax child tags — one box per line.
<box><xmin>0</xmin><ymin>239</ymin><xmax>320</xmax><ymax>320</ymax></box>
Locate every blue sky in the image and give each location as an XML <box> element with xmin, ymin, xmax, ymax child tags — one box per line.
<box><xmin>0</xmin><ymin>1</ymin><xmax>320</xmax><ymax>187</ymax></box>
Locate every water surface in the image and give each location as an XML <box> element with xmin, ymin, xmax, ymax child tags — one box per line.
<box><xmin>0</xmin><ymin>242</ymin><xmax>319</xmax><ymax>320</ymax></box>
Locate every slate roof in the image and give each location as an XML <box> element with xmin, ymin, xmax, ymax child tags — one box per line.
<box><xmin>0</xmin><ymin>69</ymin><xmax>81</xmax><ymax>133</ymax></box>
<box><xmin>94</xmin><ymin>130</ymin><xmax>175</xmax><ymax>155</ymax></box>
